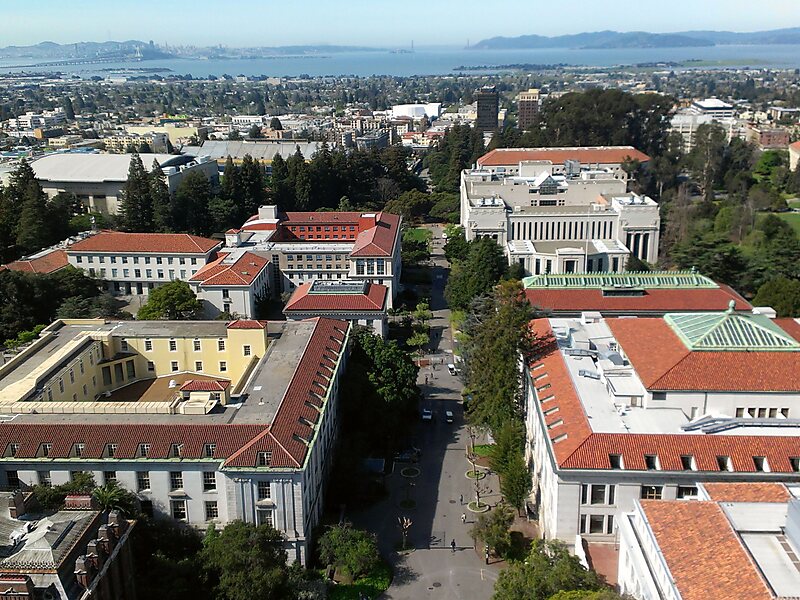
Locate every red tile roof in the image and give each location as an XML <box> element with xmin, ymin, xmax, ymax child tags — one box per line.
<box><xmin>525</xmin><ymin>284</ymin><xmax>751</xmax><ymax>315</ymax></box>
<box><xmin>284</xmin><ymin>283</ymin><xmax>387</xmax><ymax>313</ymax></box>
<box><xmin>1</xmin><ymin>249</ymin><xmax>69</xmax><ymax>274</ymax></box>
<box><xmin>227</xmin><ymin>320</ymin><xmax>268</xmax><ymax>329</ymax></box>
<box><xmin>225</xmin><ymin>317</ymin><xmax>349</xmax><ymax>468</ymax></box>
<box><xmin>530</xmin><ymin>317</ymin><xmax>800</xmax><ymax>472</ymax></box>
<box><xmin>179</xmin><ymin>379</ymin><xmax>231</xmax><ymax>392</ymax></box>
<box><xmin>790</xmin><ymin>140</ymin><xmax>800</xmax><ymax>151</ymax></box>
<box><xmin>190</xmin><ymin>251</ymin><xmax>268</xmax><ymax>286</ymax></box>
<box><xmin>0</xmin><ymin>424</ymin><xmax>265</xmax><ymax>460</ymax></box>
<box><xmin>640</xmin><ymin>500</ymin><xmax>772</xmax><ymax>600</ymax></box>
<box><xmin>703</xmin><ymin>482</ymin><xmax>791</xmax><ymax>503</ymax></box>
<box><xmin>68</xmin><ymin>231</ymin><xmax>221</xmax><ymax>254</ymax></box>
<box><xmin>350</xmin><ymin>212</ymin><xmax>401</xmax><ymax>257</ymax></box>
<box><xmin>608</xmin><ymin>317</ymin><xmax>800</xmax><ymax>391</ymax></box>
<box><xmin>775</xmin><ymin>317</ymin><xmax>800</xmax><ymax>342</ymax></box>
<box><xmin>477</xmin><ymin>146</ymin><xmax>651</xmax><ymax>168</ymax></box>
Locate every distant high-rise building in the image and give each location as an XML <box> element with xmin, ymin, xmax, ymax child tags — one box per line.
<box><xmin>475</xmin><ymin>85</ymin><xmax>499</xmax><ymax>132</ymax></box>
<box><xmin>517</xmin><ymin>88</ymin><xmax>541</xmax><ymax>130</ymax></box>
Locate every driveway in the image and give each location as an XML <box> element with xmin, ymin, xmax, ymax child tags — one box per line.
<box><xmin>350</xmin><ymin>224</ymin><xmax>501</xmax><ymax>599</ymax></box>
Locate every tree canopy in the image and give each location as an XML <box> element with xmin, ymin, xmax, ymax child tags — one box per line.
<box><xmin>137</xmin><ymin>280</ymin><xmax>202</xmax><ymax>320</ymax></box>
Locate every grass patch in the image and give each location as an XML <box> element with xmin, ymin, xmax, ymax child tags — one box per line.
<box><xmin>472</xmin><ymin>444</ymin><xmax>494</xmax><ymax>458</ymax></box>
<box><xmin>329</xmin><ymin>562</ymin><xmax>392</xmax><ymax>600</ymax></box>
<box><xmin>404</xmin><ymin>227</ymin><xmax>432</xmax><ymax>243</ymax></box>
<box><xmin>466</xmin><ymin>469</ymin><xmax>486</xmax><ymax>480</ymax></box>
<box><xmin>774</xmin><ymin>212</ymin><xmax>800</xmax><ymax>236</ymax></box>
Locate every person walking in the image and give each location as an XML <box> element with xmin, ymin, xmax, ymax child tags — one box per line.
<box><xmin>459</xmin><ymin>493</ymin><xmax>463</xmax><ymax>505</ymax></box>
<box><xmin>451</xmin><ymin>539</ymin><xmax>456</xmax><ymax>553</ymax></box>
<box><xmin>461</xmin><ymin>513</ymin><xmax>467</xmax><ymax>524</ymax></box>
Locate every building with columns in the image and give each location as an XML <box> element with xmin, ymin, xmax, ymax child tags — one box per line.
<box><xmin>0</xmin><ymin>316</ymin><xmax>350</xmax><ymax>565</ymax></box>
<box><xmin>461</xmin><ymin>151</ymin><xmax>660</xmax><ymax>274</ymax></box>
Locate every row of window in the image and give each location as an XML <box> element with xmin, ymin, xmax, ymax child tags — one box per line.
<box><xmin>75</xmin><ymin>255</ymin><xmax>200</xmax><ymax>266</ymax></box>
<box><xmin>286</xmin><ymin>254</ymin><xmax>347</xmax><ymax>262</ymax></box>
<box><xmin>580</xmin><ymin>483</ymin><xmax>698</xmax><ymax>505</ymax></box>
<box><xmin>137</xmin><ymin>338</ymin><xmax>228</xmax><ymax>353</ymax></box>
<box><xmin>288</xmin><ymin>225</ymin><xmax>357</xmax><ymax>233</ymax></box>
<box><xmin>355</xmin><ymin>259</ymin><xmax>386</xmax><ymax>276</ymax></box>
<box><xmin>510</xmin><ymin>219</ymin><xmax>616</xmax><ymax>243</ymax></box>
<box><xmin>735</xmin><ymin>407</ymin><xmax>791</xmax><ymax>419</ymax></box>
<box><xmin>607</xmin><ymin>452</ymin><xmax>797</xmax><ymax>473</ymax></box>
<box><xmin>91</xmin><ymin>268</ymin><xmax>198</xmax><ymax>280</ymax></box>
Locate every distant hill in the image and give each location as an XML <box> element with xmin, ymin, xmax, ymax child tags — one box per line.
<box><xmin>0</xmin><ymin>40</ymin><xmax>172</xmax><ymax>60</ymax></box>
<box><xmin>471</xmin><ymin>27</ymin><xmax>800</xmax><ymax>50</ymax></box>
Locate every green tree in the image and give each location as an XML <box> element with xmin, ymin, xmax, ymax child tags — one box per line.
<box><xmin>172</xmin><ymin>171</ymin><xmax>212</xmax><ymax>236</ymax></box>
<box><xmin>317</xmin><ymin>524</ymin><xmax>380</xmax><ymax>580</ymax></box>
<box><xmin>137</xmin><ymin>280</ymin><xmax>202</xmax><ymax>320</ymax></box>
<box><xmin>471</xmin><ymin>505</ymin><xmax>515</xmax><ymax>558</ymax></box>
<box><xmin>248</xmin><ymin>124</ymin><xmax>263</xmax><ymax>139</ymax></box>
<box><xmin>445</xmin><ymin>238</ymin><xmax>508</xmax><ymax>310</ymax></box>
<box><xmin>201</xmin><ymin>521</ymin><xmax>292</xmax><ymax>600</ymax></box>
<box><xmin>753</xmin><ymin>277</ymin><xmax>800</xmax><ymax>317</ymax></box>
<box><xmin>228</xmin><ymin>129</ymin><xmax>241</xmax><ymax>141</ymax></box>
<box><xmin>492</xmin><ymin>540</ymin><xmax>605</xmax><ymax>600</ymax></box>
<box><xmin>686</xmin><ymin>123</ymin><xmax>727</xmax><ymax>200</ymax></box>
<box><xmin>92</xmin><ymin>481</ymin><xmax>136</xmax><ymax>514</ymax></box>
<box><xmin>502</xmin><ymin>453</ymin><xmax>532</xmax><ymax>513</ymax></box>
<box><xmin>150</xmin><ymin>160</ymin><xmax>173</xmax><ymax>232</ymax></box>
<box><xmin>62</xmin><ymin>96</ymin><xmax>76</xmax><ymax>120</ymax></box>
<box><xmin>548</xmin><ymin>591</ymin><xmax>626</xmax><ymax>600</ymax></box>
<box><xmin>119</xmin><ymin>152</ymin><xmax>154</xmax><ymax>231</ymax></box>
<box><xmin>269</xmin><ymin>117</ymin><xmax>283</xmax><ymax>130</ymax></box>
<box><xmin>443</xmin><ymin>226</ymin><xmax>470</xmax><ymax>263</ymax></box>
<box><xmin>239</xmin><ymin>154</ymin><xmax>267</xmax><ymax>221</ymax></box>
<box><xmin>16</xmin><ymin>180</ymin><xmax>52</xmax><ymax>253</ymax></box>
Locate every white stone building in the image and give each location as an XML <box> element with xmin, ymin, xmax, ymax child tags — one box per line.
<box><xmin>524</xmin><ymin>309</ymin><xmax>800</xmax><ymax>551</ymax></box>
<box><xmin>0</xmin><ymin>317</ymin><xmax>350</xmax><ymax>565</ymax></box>
<box><xmin>461</xmin><ymin>158</ymin><xmax>660</xmax><ymax>274</ymax></box>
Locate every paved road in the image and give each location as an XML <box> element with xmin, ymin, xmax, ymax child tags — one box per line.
<box><xmin>351</xmin><ymin>224</ymin><xmax>501</xmax><ymax>600</ymax></box>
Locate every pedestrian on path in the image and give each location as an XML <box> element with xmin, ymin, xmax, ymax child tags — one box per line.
<box><xmin>459</xmin><ymin>493</ymin><xmax>463</xmax><ymax>505</ymax></box>
<box><xmin>461</xmin><ymin>513</ymin><xmax>467</xmax><ymax>524</ymax></box>
<box><xmin>451</xmin><ymin>539</ymin><xmax>456</xmax><ymax>553</ymax></box>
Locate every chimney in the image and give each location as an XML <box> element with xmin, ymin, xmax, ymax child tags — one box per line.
<box><xmin>87</xmin><ymin>540</ymin><xmax>106</xmax><ymax>569</ymax></box>
<box><xmin>98</xmin><ymin>524</ymin><xmax>116</xmax><ymax>553</ymax></box>
<box><xmin>8</xmin><ymin>491</ymin><xmax>25</xmax><ymax>519</ymax></box>
<box><xmin>74</xmin><ymin>556</ymin><xmax>96</xmax><ymax>589</ymax></box>
<box><xmin>358</xmin><ymin>213</ymin><xmax>378</xmax><ymax>231</ymax></box>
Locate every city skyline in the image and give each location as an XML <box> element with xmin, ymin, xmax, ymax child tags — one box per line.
<box><xmin>4</xmin><ymin>0</ymin><xmax>800</xmax><ymax>48</ymax></box>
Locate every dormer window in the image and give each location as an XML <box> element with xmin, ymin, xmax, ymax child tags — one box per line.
<box><xmin>204</xmin><ymin>443</ymin><xmax>216</xmax><ymax>458</ymax></box>
<box><xmin>120</xmin><ymin>339</ymin><xmax>129</xmax><ymax>352</ymax></box>
<box><xmin>609</xmin><ymin>454</ymin><xmax>623</xmax><ymax>470</ymax></box>
<box><xmin>171</xmin><ymin>443</ymin><xmax>184</xmax><ymax>458</ymax></box>
<box><xmin>258</xmin><ymin>451</ymin><xmax>272</xmax><ymax>467</ymax></box>
<box><xmin>138</xmin><ymin>443</ymin><xmax>151</xmax><ymax>458</ymax></box>
<box><xmin>6</xmin><ymin>443</ymin><xmax>19</xmax><ymax>457</ymax></box>
<box><xmin>680</xmin><ymin>455</ymin><xmax>697</xmax><ymax>471</ymax></box>
<box><xmin>73</xmin><ymin>443</ymin><xmax>85</xmax><ymax>457</ymax></box>
<box><xmin>106</xmin><ymin>443</ymin><xmax>118</xmax><ymax>458</ymax></box>
<box><xmin>644</xmin><ymin>454</ymin><xmax>660</xmax><ymax>470</ymax></box>
<box><xmin>716</xmin><ymin>455</ymin><xmax>732</xmax><ymax>471</ymax></box>
<box><xmin>790</xmin><ymin>457</ymin><xmax>800</xmax><ymax>473</ymax></box>
<box><xmin>753</xmin><ymin>456</ymin><xmax>770</xmax><ymax>472</ymax></box>
<box><xmin>40</xmin><ymin>443</ymin><xmax>53</xmax><ymax>457</ymax></box>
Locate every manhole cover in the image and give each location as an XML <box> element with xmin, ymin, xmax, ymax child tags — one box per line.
<box><xmin>432</xmin><ymin>582</ymin><xmax>442</xmax><ymax>588</ymax></box>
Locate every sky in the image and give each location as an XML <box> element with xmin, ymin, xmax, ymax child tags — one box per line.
<box><xmin>4</xmin><ymin>0</ymin><xmax>800</xmax><ymax>48</ymax></box>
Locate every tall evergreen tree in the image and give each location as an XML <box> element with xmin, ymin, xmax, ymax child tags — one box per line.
<box><xmin>172</xmin><ymin>172</ymin><xmax>212</xmax><ymax>236</ymax></box>
<box><xmin>62</xmin><ymin>97</ymin><xmax>75</xmax><ymax>120</ymax></box>
<box><xmin>238</xmin><ymin>154</ymin><xmax>266</xmax><ymax>222</ymax></box>
<box><xmin>119</xmin><ymin>153</ymin><xmax>154</xmax><ymax>232</ymax></box>
<box><xmin>0</xmin><ymin>160</ymin><xmax>37</xmax><ymax>260</ymax></box>
<box><xmin>150</xmin><ymin>160</ymin><xmax>172</xmax><ymax>232</ymax></box>
<box><xmin>16</xmin><ymin>180</ymin><xmax>52</xmax><ymax>254</ymax></box>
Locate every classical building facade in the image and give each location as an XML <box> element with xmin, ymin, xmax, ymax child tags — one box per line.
<box><xmin>0</xmin><ymin>317</ymin><xmax>350</xmax><ymax>564</ymax></box>
<box><xmin>524</xmin><ymin>309</ymin><xmax>800</xmax><ymax>550</ymax></box>
<box><xmin>461</xmin><ymin>152</ymin><xmax>660</xmax><ymax>274</ymax></box>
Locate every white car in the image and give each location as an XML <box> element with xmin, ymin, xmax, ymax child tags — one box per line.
<box><xmin>447</xmin><ymin>363</ymin><xmax>458</xmax><ymax>376</ymax></box>
<box><xmin>445</xmin><ymin>410</ymin><xmax>454</xmax><ymax>423</ymax></box>
<box><xmin>421</xmin><ymin>409</ymin><xmax>433</xmax><ymax>421</ymax></box>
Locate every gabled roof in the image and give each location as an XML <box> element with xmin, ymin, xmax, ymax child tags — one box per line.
<box><xmin>179</xmin><ymin>379</ymin><xmax>231</xmax><ymax>392</ymax></box>
<box><xmin>703</xmin><ymin>482</ymin><xmax>791</xmax><ymax>503</ymax></box>
<box><xmin>640</xmin><ymin>501</ymin><xmax>773</xmax><ymax>600</ymax></box>
<box><xmin>68</xmin><ymin>231</ymin><xmax>220</xmax><ymax>254</ymax></box>
<box><xmin>190</xmin><ymin>251</ymin><xmax>269</xmax><ymax>286</ymax></box>
<box><xmin>477</xmin><ymin>146</ymin><xmax>651</xmax><ymax>168</ymax></box>
<box><xmin>350</xmin><ymin>212</ymin><xmax>401</xmax><ymax>257</ymax></box>
<box><xmin>224</xmin><ymin>318</ymin><xmax>349</xmax><ymax>468</ymax></box>
<box><xmin>530</xmin><ymin>317</ymin><xmax>800</xmax><ymax>471</ymax></box>
<box><xmin>227</xmin><ymin>319</ymin><xmax>269</xmax><ymax>330</ymax></box>
<box><xmin>284</xmin><ymin>282</ymin><xmax>387</xmax><ymax>313</ymax></box>
<box><xmin>1</xmin><ymin>249</ymin><xmax>69</xmax><ymax>275</ymax></box>
<box><xmin>664</xmin><ymin>310</ymin><xmax>799</xmax><ymax>351</ymax></box>
<box><xmin>608</xmin><ymin>316</ymin><xmax>800</xmax><ymax>391</ymax></box>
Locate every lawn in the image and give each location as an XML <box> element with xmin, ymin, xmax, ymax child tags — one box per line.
<box><xmin>775</xmin><ymin>212</ymin><xmax>800</xmax><ymax>236</ymax></box>
<box><xmin>328</xmin><ymin>562</ymin><xmax>392</xmax><ymax>600</ymax></box>
<box><xmin>403</xmin><ymin>227</ymin><xmax>432</xmax><ymax>243</ymax></box>
<box><xmin>472</xmin><ymin>444</ymin><xmax>495</xmax><ymax>458</ymax></box>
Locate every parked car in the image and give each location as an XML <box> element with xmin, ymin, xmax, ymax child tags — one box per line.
<box><xmin>447</xmin><ymin>363</ymin><xmax>458</xmax><ymax>376</ymax></box>
<box><xmin>445</xmin><ymin>410</ymin><xmax>454</xmax><ymax>423</ymax></box>
<box><xmin>393</xmin><ymin>448</ymin><xmax>420</xmax><ymax>463</ymax></box>
<box><xmin>421</xmin><ymin>409</ymin><xmax>433</xmax><ymax>421</ymax></box>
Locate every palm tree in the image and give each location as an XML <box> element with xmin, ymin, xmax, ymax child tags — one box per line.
<box><xmin>92</xmin><ymin>481</ymin><xmax>135</xmax><ymax>514</ymax></box>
